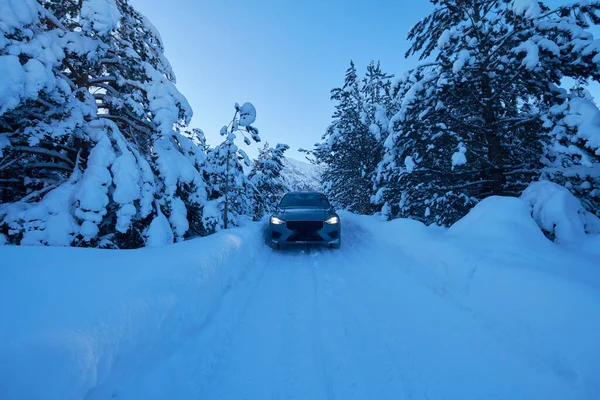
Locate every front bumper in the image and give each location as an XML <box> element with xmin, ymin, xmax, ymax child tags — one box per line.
<box><xmin>270</xmin><ymin>220</ymin><xmax>340</xmax><ymax>246</ymax></box>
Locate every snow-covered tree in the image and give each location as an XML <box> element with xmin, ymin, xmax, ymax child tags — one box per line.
<box><xmin>375</xmin><ymin>0</ymin><xmax>600</xmax><ymax>225</ymax></box>
<box><xmin>0</xmin><ymin>0</ymin><xmax>210</xmax><ymax>248</ymax></box>
<box><xmin>203</xmin><ymin>103</ymin><xmax>260</xmax><ymax>232</ymax></box>
<box><xmin>362</xmin><ymin>61</ymin><xmax>394</xmax><ymax>143</ymax></box>
<box><xmin>249</xmin><ymin>142</ymin><xmax>290</xmax><ymax>220</ymax></box>
<box><xmin>543</xmin><ymin>87</ymin><xmax>600</xmax><ymax>216</ymax></box>
<box><xmin>314</xmin><ymin>61</ymin><xmax>391</xmax><ymax>214</ymax></box>
<box><xmin>361</xmin><ymin>61</ymin><xmax>394</xmax><ymax>208</ymax></box>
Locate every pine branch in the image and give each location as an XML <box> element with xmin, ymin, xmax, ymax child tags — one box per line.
<box><xmin>21</xmin><ymin>184</ymin><xmax>59</xmax><ymax>203</ymax></box>
<box><xmin>23</xmin><ymin>162</ymin><xmax>73</xmax><ymax>171</ymax></box>
<box><xmin>10</xmin><ymin>146</ymin><xmax>75</xmax><ymax>167</ymax></box>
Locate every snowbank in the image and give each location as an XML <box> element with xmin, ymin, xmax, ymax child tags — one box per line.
<box><xmin>0</xmin><ymin>222</ymin><xmax>263</xmax><ymax>400</ymax></box>
<box><xmin>521</xmin><ymin>180</ymin><xmax>600</xmax><ymax>243</ymax></box>
<box><xmin>354</xmin><ymin>207</ymin><xmax>600</xmax><ymax>398</ymax></box>
<box><xmin>447</xmin><ymin>195</ymin><xmax>549</xmax><ymax>245</ymax></box>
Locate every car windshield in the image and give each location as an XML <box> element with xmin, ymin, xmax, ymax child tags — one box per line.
<box><xmin>279</xmin><ymin>193</ymin><xmax>330</xmax><ymax>208</ymax></box>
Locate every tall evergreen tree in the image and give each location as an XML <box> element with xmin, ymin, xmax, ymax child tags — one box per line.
<box><xmin>362</xmin><ymin>61</ymin><xmax>394</xmax><ymax>143</ymax></box>
<box><xmin>361</xmin><ymin>61</ymin><xmax>394</xmax><ymax>206</ymax></box>
<box><xmin>249</xmin><ymin>142</ymin><xmax>290</xmax><ymax>220</ymax></box>
<box><xmin>543</xmin><ymin>86</ymin><xmax>600</xmax><ymax>216</ymax></box>
<box><xmin>375</xmin><ymin>0</ymin><xmax>600</xmax><ymax>225</ymax></box>
<box><xmin>314</xmin><ymin>61</ymin><xmax>391</xmax><ymax>214</ymax></box>
<box><xmin>0</xmin><ymin>0</ymin><xmax>210</xmax><ymax>247</ymax></box>
<box><xmin>203</xmin><ymin>103</ymin><xmax>260</xmax><ymax>232</ymax></box>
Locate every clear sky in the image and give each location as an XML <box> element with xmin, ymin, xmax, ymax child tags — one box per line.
<box><xmin>128</xmin><ymin>0</ymin><xmax>433</xmax><ymax>159</ymax></box>
<box><xmin>129</xmin><ymin>0</ymin><xmax>599</xmax><ymax>160</ymax></box>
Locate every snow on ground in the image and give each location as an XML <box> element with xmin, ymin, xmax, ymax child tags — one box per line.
<box><xmin>0</xmin><ymin>222</ymin><xmax>263</xmax><ymax>400</ymax></box>
<box><xmin>1</xmin><ymin>200</ymin><xmax>600</xmax><ymax>400</ymax></box>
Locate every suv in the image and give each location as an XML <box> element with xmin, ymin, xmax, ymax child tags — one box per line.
<box><xmin>268</xmin><ymin>192</ymin><xmax>341</xmax><ymax>249</ymax></box>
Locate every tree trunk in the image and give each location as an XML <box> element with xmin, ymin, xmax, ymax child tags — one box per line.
<box><xmin>481</xmin><ymin>75</ymin><xmax>505</xmax><ymax>196</ymax></box>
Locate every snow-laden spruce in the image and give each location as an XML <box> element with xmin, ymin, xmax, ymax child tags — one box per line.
<box><xmin>310</xmin><ymin>61</ymin><xmax>393</xmax><ymax>214</ymax></box>
<box><xmin>203</xmin><ymin>103</ymin><xmax>262</xmax><ymax>231</ymax></box>
<box><xmin>545</xmin><ymin>92</ymin><xmax>600</xmax><ymax>214</ymax></box>
<box><xmin>0</xmin><ymin>1</ymin><xmax>263</xmax><ymax>248</ymax></box>
<box><xmin>248</xmin><ymin>142</ymin><xmax>290</xmax><ymax>220</ymax></box>
<box><xmin>374</xmin><ymin>0</ymin><xmax>600</xmax><ymax>226</ymax></box>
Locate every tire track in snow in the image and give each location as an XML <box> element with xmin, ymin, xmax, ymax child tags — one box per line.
<box><xmin>317</xmin><ymin>226</ymin><xmax>415</xmax><ymax>399</ymax></box>
<box><xmin>96</xmin><ymin>246</ymin><xmax>275</xmax><ymax>400</ymax></box>
<box><xmin>96</xmin><ymin>215</ymin><xmax>579</xmax><ymax>399</ymax></box>
<box><xmin>196</xmin><ymin>248</ymin><xmax>326</xmax><ymax>399</ymax></box>
<box><xmin>191</xmin><ymin>250</ymin><xmax>277</xmax><ymax>397</ymax></box>
<box><xmin>278</xmin><ymin>254</ymin><xmax>315</xmax><ymax>399</ymax></box>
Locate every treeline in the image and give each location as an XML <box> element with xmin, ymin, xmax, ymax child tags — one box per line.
<box><xmin>311</xmin><ymin>0</ymin><xmax>600</xmax><ymax>226</ymax></box>
<box><xmin>0</xmin><ymin>0</ymin><xmax>288</xmax><ymax>248</ymax></box>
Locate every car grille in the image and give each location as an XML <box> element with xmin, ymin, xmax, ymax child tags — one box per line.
<box><xmin>286</xmin><ymin>220</ymin><xmax>324</xmax><ymax>242</ymax></box>
<box><xmin>286</xmin><ymin>221</ymin><xmax>323</xmax><ymax>231</ymax></box>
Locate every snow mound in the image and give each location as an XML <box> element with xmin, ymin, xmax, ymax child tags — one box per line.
<box><xmin>447</xmin><ymin>196</ymin><xmax>548</xmax><ymax>244</ymax></box>
<box><xmin>0</xmin><ymin>223</ymin><xmax>263</xmax><ymax>400</ymax></box>
<box><xmin>145</xmin><ymin>211</ymin><xmax>174</xmax><ymax>247</ymax></box>
<box><xmin>521</xmin><ymin>180</ymin><xmax>600</xmax><ymax>244</ymax></box>
<box><xmin>386</xmin><ymin>215</ymin><xmax>432</xmax><ymax>238</ymax></box>
<box><xmin>582</xmin><ymin>234</ymin><xmax>600</xmax><ymax>255</ymax></box>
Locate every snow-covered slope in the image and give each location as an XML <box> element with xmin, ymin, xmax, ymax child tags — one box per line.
<box><xmin>1</xmin><ymin>198</ymin><xmax>600</xmax><ymax>399</ymax></box>
<box><xmin>281</xmin><ymin>157</ymin><xmax>323</xmax><ymax>192</ymax></box>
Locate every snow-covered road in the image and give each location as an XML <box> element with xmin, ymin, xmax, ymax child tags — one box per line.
<box><xmin>1</xmin><ymin>210</ymin><xmax>599</xmax><ymax>400</ymax></box>
<box><xmin>85</xmin><ymin>216</ymin><xmax>597</xmax><ymax>400</ymax></box>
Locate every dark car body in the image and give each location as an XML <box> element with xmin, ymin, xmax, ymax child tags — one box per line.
<box><xmin>268</xmin><ymin>192</ymin><xmax>341</xmax><ymax>249</ymax></box>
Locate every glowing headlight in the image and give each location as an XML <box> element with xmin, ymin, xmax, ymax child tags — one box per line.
<box><xmin>325</xmin><ymin>216</ymin><xmax>339</xmax><ymax>224</ymax></box>
<box><xmin>270</xmin><ymin>216</ymin><xmax>285</xmax><ymax>225</ymax></box>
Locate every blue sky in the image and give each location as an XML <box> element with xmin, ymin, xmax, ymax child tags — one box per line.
<box><xmin>129</xmin><ymin>0</ymin><xmax>433</xmax><ymax>159</ymax></box>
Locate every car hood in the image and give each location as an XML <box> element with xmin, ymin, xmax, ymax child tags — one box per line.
<box><xmin>279</xmin><ymin>208</ymin><xmax>331</xmax><ymax>221</ymax></box>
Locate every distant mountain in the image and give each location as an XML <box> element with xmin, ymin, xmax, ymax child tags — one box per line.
<box><xmin>281</xmin><ymin>158</ymin><xmax>323</xmax><ymax>192</ymax></box>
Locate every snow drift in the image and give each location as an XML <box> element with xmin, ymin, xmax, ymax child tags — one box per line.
<box><xmin>0</xmin><ymin>222</ymin><xmax>262</xmax><ymax>400</ymax></box>
<box><xmin>521</xmin><ymin>180</ymin><xmax>600</xmax><ymax>243</ymax></box>
<box><xmin>361</xmin><ymin>197</ymin><xmax>600</xmax><ymax>398</ymax></box>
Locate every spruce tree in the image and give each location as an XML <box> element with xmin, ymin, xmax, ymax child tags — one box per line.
<box><xmin>249</xmin><ymin>142</ymin><xmax>290</xmax><ymax>220</ymax></box>
<box><xmin>314</xmin><ymin>61</ymin><xmax>389</xmax><ymax>214</ymax></box>
<box><xmin>376</xmin><ymin>0</ymin><xmax>600</xmax><ymax>225</ymax></box>
<box><xmin>203</xmin><ymin>103</ymin><xmax>260</xmax><ymax>232</ymax></box>
<box><xmin>0</xmin><ymin>0</ymin><xmax>211</xmax><ymax>247</ymax></box>
<box><xmin>543</xmin><ymin>86</ymin><xmax>600</xmax><ymax>216</ymax></box>
<box><xmin>361</xmin><ymin>61</ymin><xmax>394</xmax><ymax>208</ymax></box>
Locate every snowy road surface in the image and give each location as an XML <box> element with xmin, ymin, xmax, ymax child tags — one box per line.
<box><xmin>1</xmin><ymin>210</ymin><xmax>600</xmax><ymax>399</ymax></box>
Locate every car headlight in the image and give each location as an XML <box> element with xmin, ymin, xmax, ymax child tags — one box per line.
<box><xmin>270</xmin><ymin>216</ymin><xmax>285</xmax><ymax>225</ymax></box>
<box><xmin>325</xmin><ymin>216</ymin><xmax>339</xmax><ymax>224</ymax></box>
